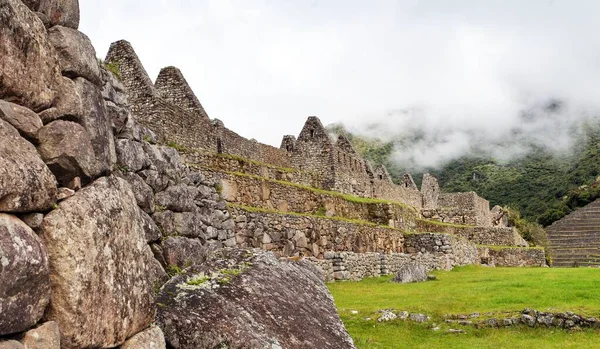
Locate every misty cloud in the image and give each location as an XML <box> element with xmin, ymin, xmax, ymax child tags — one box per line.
<box><xmin>80</xmin><ymin>0</ymin><xmax>600</xmax><ymax>169</ymax></box>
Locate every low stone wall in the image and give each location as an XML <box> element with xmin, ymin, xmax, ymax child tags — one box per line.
<box><xmin>478</xmin><ymin>246</ymin><xmax>547</xmax><ymax>267</ymax></box>
<box><xmin>229</xmin><ymin>206</ymin><xmax>405</xmax><ymax>258</ymax></box>
<box><xmin>404</xmin><ymin>233</ymin><xmax>479</xmax><ymax>267</ymax></box>
<box><xmin>428</xmin><ymin>192</ymin><xmax>492</xmax><ymax>227</ymax></box>
<box><xmin>414</xmin><ymin>220</ymin><xmax>528</xmax><ymax>247</ymax></box>
<box><xmin>217</xmin><ymin>170</ymin><xmax>418</xmax><ymax>228</ymax></box>
<box><xmin>313</xmin><ymin>233</ymin><xmax>478</xmax><ymax>281</ymax></box>
<box><xmin>185</xmin><ymin>152</ymin><xmax>324</xmax><ymax>190</ymax></box>
<box><xmin>315</xmin><ymin>249</ymin><xmax>476</xmax><ymax>282</ymax></box>
<box><xmin>373</xmin><ymin>180</ymin><xmax>423</xmax><ymax>210</ymax></box>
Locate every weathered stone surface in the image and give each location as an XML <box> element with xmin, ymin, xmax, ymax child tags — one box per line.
<box><xmin>392</xmin><ymin>263</ymin><xmax>428</xmax><ymax>283</ymax></box>
<box><xmin>33</xmin><ymin>0</ymin><xmax>80</xmax><ymax>29</ymax></box>
<box><xmin>161</xmin><ymin>236</ymin><xmax>208</xmax><ymax>269</ymax></box>
<box><xmin>0</xmin><ymin>341</ymin><xmax>24</xmax><ymax>349</ymax></box>
<box><xmin>56</xmin><ymin>187</ymin><xmax>75</xmax><ymax>201</ymax></box>
<box><xmin>19</xmin><ymin>321</ymin><xmax>60</xmax><ymax>349</ymax></box>
<box><xmin>0</xmin><ymin>119</ymin><xmax>57</xmax><ymax>213</ymax></box>
<box><xmin>48</xmin><ymin>26</ymin><xmax>100</xmax><ymax>85</ymax></box>
<box><xmin>116</xmin><ymin>139</ymin><xmax>150</xmax><ymax>173</ymax></box>
<box><xmin>421</xmin><ymin>173</ymin><xmax>440</xmax><ymax>210</ymax></box>
<box><xmin>0</xmin><ymin>214</ymin><xmax>50</xmax><ymax>335</ymax></box>
<box><xmin>155</xmin><ymin>185</ymin><xmax>198</xmax><ymax>212</ymax></box>
<box><xmin>41</xmin><ymin>176</ymin><xmax>157</xmax><ymax>348</ymax></box>
<box><xmin>139</xmin><ymin>209</ymin><xmax>161</xmax><ymax>243</ymax></box>
<box><xmin>0</xmin><ymin>100</ymin><xmax>43</xmax><ymax>141</ymax></box>
<box><xmin>37</xmin><ymin>120</ymin><xmax>97</xmax><ymax>186</ymax></box>
<box><xmin>74</xmin><ymin>77</ymin><xmax>116</xmax><ymax>170</ymax></box>
<box><xmin>0</xmin><ymin>0</ymin><xmax>62</xmax><ymax>112</ymax></box>
<box><xmin>20</xmin><ymin>213</ymin><xmax>44</xmax><ymax>232</ymax></box>
<box><xmin>120</xmin><ymin>325</ymin><xmax>166</xmax><ymax>349</ymax></box>
<box><xmin>157</xmin><ymin>248</ymin><xmax>355</xmax><ymax>349</ymax></box>
<box><xmin>38</xmin><ymin>77</ymin><xmax>83</xmax><ymax>124</ymax></box>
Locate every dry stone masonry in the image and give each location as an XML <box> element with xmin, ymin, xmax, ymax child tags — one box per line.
<box><xmin>0</xmin><ymin>0</ymin><xmax>550</xmax><ymax>346</ymax></box>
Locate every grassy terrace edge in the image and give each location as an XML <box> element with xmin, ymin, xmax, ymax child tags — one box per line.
<box><xmin>198</xmin><ymin>166</ymin><xmax>419</xmax><ymax>211</ymax></box>
<box><xmin>227</xmin><ymin>203</ymin><xmax>404</xmax><ymax>230</ymax></box>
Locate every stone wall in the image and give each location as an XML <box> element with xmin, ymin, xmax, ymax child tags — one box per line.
<box><xmin>316</xmin><ymin>247</ymin><xmax>478</xmax><ymax>282</ymax></box>
<box><xmin>106</xmin><ymin>41</ymin><xmax>291</xmax><ymax>168</ymax></box>
<box><xmin>404</xmin><ymin>233</ymin><xmax>479</xmax><ymax>267</ymax></box>
<box><xmin>478</xmin><ymin>246</ymin><xmax>547</xmax><ymax>267</ymax></box>
<box><xmin>415</xmin><ymin>220</ymin><xmax>528</xmax><ymax>247</ymax></box>
<box><xmin>229</xmin><ymin>206</ymin><xmax>406</xmax><ymax>258</ymax></box>
<box><xmin>545</xmin><ymin>199</ymin><xmax>600</xmax><ymax>267</ymax></box>
<box><xmin>155</xmin><ymin>66</ymin><xmax>209</xmax><ymax>119</ymax></box>
<box><xmin>185</xmin><ymin>151</ymin><xmax>323</xmax><ymax>189</ymax></box>
<box><xmin>212</xmin><ymin>170</ymin><xmax>419</xmax><ymax>229</ymax></box>
<box><xmin>428</xmin><ymin>192</ymin><xmax>492</xmax><ymax>227</ymax></box>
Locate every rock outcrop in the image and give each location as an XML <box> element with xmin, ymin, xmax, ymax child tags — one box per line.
<box><xmin>392</xmin><ymin>263</ymin><xmax>429</xmax><ymax>284</ymax></box>
<box><xmin>0</xmin><ymin>214</ymin><xmax>50</xmax><ymax>335</ymax></box>
<box><xmin>41</xmin><ymin>176</ymin><xmax>158</xmax><ymax>348</ymax></box>
<box><xmin>156</xmin><ymin>248</ymin><xmax>355</xmax><ymax>349</ymax></box>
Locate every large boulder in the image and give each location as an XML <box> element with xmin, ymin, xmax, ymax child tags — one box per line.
<box><xmin>156</xmin><ymin>248</ymin><xmax>356</xmax><ymax>349</ymax></box>
<box><xmin>392</xmin><ymin>263</ymin><xmax>429</xmax><ymax>284</ymax></box>
<box><xmin>0</xmin><ymin>119</ymin><xmax>56</xmax><ymax>213</ymax></box>
<box><xmin>38</xmin><ymin>77</ymin><xmax>83</xmax><ymax>125</ymax></box>
<box><xmin>48</xmin><ymin>27</ymin><xmax>101</xmax><ymax>85</ymax></box>
<box><xmin>74</xmin><ymin>77</ymin><xmax>116</xmax><ymax>174</ymax></box>
<box><xmin>0</xmin><ymin>214</ymin><xmax>50</xmax><ymax>335</ymax></box>
<box><xmin>120</xmin><ymin>325</ymin><xmax>166</xmax><ymax>349</ymax></box>
<box><xmin>0</xmin><ymin>0</ymin><xmax>62</xmax><ymax>112</ymax></box>
<box><xmin>161</xmin><ymin>236</ymin><xmax>208</xmax><ymax>269</ymax></box>
<box><xmin>41</xmin><ymin>176</ymin><xmax>158</xmax><ymax>348</ymax></box>
<box><xmin>116</xmin><ymin>139</ymin><xmax>150</xmax><ymax>173</ymax></box>
<box><xmin>36</xmin><ymin>120</ymin><xmax>97</xmax><ymax>186</ymax></box>
<box><xmin>0</xmin><ymin>100</ymin><xmax>43</xmax><ymax>141</ymax></box>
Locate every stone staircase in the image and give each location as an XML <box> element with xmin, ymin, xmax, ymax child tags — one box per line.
<box><xmin>546</xmin><ymin>199</ymin><xmax>600</xmax><ymax>267</ymax></box>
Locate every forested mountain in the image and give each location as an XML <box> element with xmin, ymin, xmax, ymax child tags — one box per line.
<box><xmin>329</xmin><ymin>121</ymin><xmax>600</xmax><ymax>226</ymax></box>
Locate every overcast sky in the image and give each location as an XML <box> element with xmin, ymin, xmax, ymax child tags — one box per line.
<box><xmin>80</xmin><ymin>0</ymin><xmax>600</xmax><ymax>167</ymax></box>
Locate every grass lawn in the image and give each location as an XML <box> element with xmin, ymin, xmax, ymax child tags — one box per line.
<box><xmin>328</xmin><ymin>266</ymin><xmax>600</xmax><ymax>348</ymax></box>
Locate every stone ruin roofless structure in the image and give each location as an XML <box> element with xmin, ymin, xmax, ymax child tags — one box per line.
<box><xmin>106</xmin><ymin>39</ymin><xmax>498</xmax><ymax>224</ymax></box>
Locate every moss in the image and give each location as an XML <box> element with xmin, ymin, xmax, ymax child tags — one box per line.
<box><xmin>215</xmin><ymin>153</ymin><xmax>296</xmax><ymax>173</ymax></box>
<box><xmin>98</xmin><ymin>58</ymin><xmax>122</xmax><ymax>80</ymax></box>
<box><xmin>117</xmin><ymin>165</ymin><xmax>130</xmax><ymax>173</ymax></box>
<box><xmin>215</xmin><ymin>183</ymin><xmax>223</xmax><ymax>194</ymax></box>
<box><xmin>186</xmin><ymin>274</ymin><xmax>210</xmax><ymax>286</ymax></box>
<box><xmin>142</xmin><ymin>135</ymin><xmax>155</xmax><ymax>144</ymax></box>
<box><xmin>166</xmin><ymin>140</ymin><xmax>191</xmax><ymax>152</ymax></box>
<box><xmin>166</xmin><ymin>264</ymin><xmax>185</xmax><ymax>277</ymax></box>
<box><xmin>316</xmin><ymin>206</ymin><xmax>327</xmax><ymax>216</ymax></box>
<box><xmin>476</xmin><ymin>244</ymin><xmax>545</xmax><ymax>251</ymax></box>
<box><xmin>416</xmin><ymin>218</ymin><xmax>473</xmax><ymax>229</ymax></box>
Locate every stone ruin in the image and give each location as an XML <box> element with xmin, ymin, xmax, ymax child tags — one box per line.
<box><xmin>0</xmin><ymin>1</ymin><xmax>546</xmax><ymax>347</ymax></box>
<box><xmin>103</xmin><ymin>39</ymin><xmax>541</xmax><ymax>274</ymax></box>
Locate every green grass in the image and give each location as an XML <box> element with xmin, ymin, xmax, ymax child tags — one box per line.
<box><xmin>328</xmin><ymin>266</ymin><xmax>600</xmax><ymax>348</ymax></box>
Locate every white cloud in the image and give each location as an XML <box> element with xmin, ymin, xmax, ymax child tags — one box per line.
<box><xmin>80</xmin><ymin>0</ymin><xmax>600</xmax><ymax>168</ymax></box>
